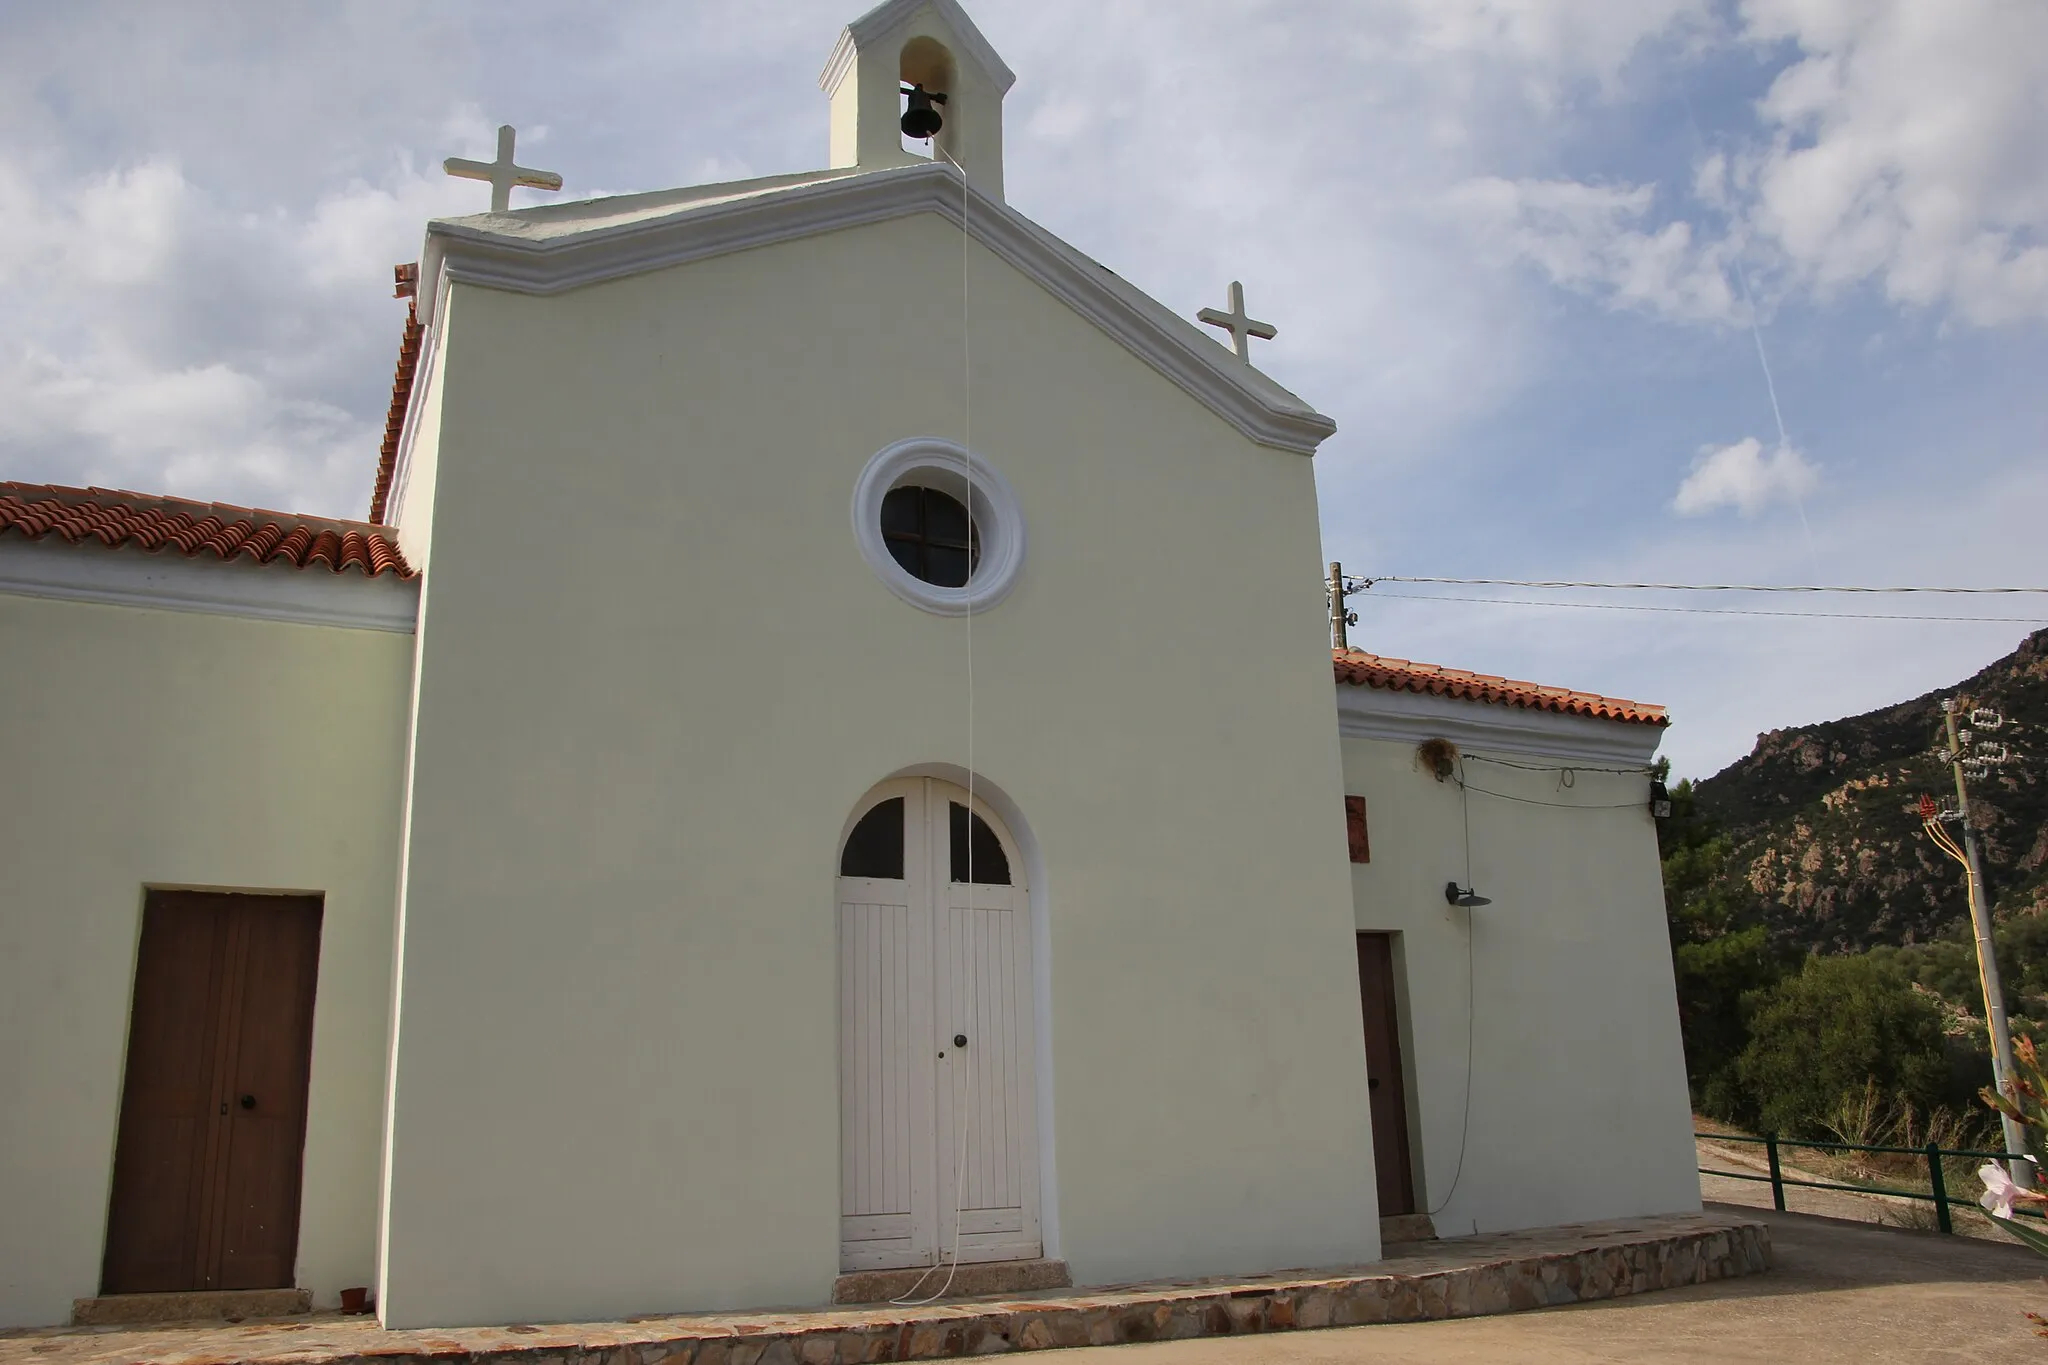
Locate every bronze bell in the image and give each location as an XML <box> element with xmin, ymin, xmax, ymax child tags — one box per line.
<box><xmin>900</xmin><ymin>83</ymin><xmax>947</xmax><ymax>139</ymax></box>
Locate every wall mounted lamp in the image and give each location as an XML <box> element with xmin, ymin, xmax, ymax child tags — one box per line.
<box><xmin>1649</xmin><ymin>780</ymin><xmax>1673</xmax><ymax>819</ymax></box>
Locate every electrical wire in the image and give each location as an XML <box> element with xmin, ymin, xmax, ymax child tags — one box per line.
<box><xmin>1921</xmin><ymin>814</ymin><xmax>1996</xmax><ymax>1036</ymax></box>
<box><xmin>1360</xmin><ymin>591</ymin><xmax>2048</xmax><ymax>625</ymax></box>
<box><xmin>1923</xmin><ymin>812</ymin><xmax>1999</xmax><ymax>1097</ymax></box>
<box><xmin>1926</xmin><ymin>801</ymin><xmax>2033</xmax><ymax>1180</ymax></box>
<box><xmin>1454</xmin><ymin>778</ymin><xmax>1649</xmax><ymax>810</ymax></box>
<box><xmin>1420</xmin><ymin>756</ymin><xmax>1655</xmax><ymax>1226</ymax></box>
<box><xmin>1463</xmin><ymin>755</ymin><xmax>1654</xmax><ymax>777</ymax></box>
<box><xmin>891</xmin><ymin>136</ymin><xmax>978</xmax><ymax>1311</ymax></box>
<box><xmin>1421</xmin><ymin>756</ymin><xmax>1652</xmax><ymax>1223</ymax></box>
<box><xmin>1428</xmin><ymin>759</ymin><xmax>1477</xmax><ymax>1219</ymax></box>
<box><xmin>1425</xmin><ymin>918</ymin><xmax>1474</xmax><ymax>1223</ymax></box>
<box><xmin>1347</xmin><ymin>576</ymin><xmax>2048</xmax><ymax>595</ymax></box>
<box><xmin>1925</xmin><ymin>815</ymin><xmax>1970</xmax><ymax>871</ymax></box>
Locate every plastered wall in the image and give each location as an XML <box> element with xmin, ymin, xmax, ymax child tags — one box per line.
<box><xmin>0</xmin><ymin>589</ymin><xmax>412</xmax><ymax>1327</ymax></box>
<box><xmin>1340</xmin><ymin>730</ymin><xmax>1700</xmax><ymax>1236</ymax></box>
<box><xmin>379</xmin><ymin>211</ymin><xmax>1379</xmax><ymax>1327</ymax></box>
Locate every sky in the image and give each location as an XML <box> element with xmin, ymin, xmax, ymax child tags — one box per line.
<box><xmin>2</xmin><ymin>0</ymin><xmax>2043</xmax><ymax>780</ymax></box>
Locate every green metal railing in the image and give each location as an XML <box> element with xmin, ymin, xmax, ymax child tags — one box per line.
<box><xmin>1697</xmin><ymin>1131</ymin><xmax>2038</xmax><ymax>1235</ymax></box>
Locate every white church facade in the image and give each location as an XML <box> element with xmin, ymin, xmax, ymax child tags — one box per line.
<box><xmin>0</xmin><ymin>0</ymin><xmax>1698</xmax><ymax>1332</ymax></box>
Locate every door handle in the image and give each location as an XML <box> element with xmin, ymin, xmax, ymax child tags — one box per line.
<box><xmin>239</xmin><ymin>1094</ymin><xmax>257</xmax><ymax>1110</ymax></box>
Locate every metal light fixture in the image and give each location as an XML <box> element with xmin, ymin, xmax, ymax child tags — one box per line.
<box><xmin>1649</xmin><ymin>780</ymin><xmax>1672</xmax><ymax>819</ymax></box>
<box><xmin>1445</xmin><ymin>881</ymin><xmax>1492</xmax><ymax>908</ymax></box>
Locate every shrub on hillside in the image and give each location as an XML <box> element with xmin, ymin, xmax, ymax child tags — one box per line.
<box><xmin>1733</xmin><ymin>953</ymin><xmax>1950</xmax><ymax>1138</ymax></box>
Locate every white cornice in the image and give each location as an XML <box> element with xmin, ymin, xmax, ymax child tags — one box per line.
<box><xmin>417</xmin><ymin>163</ymin><xmax>1335</xmax><ymax>455</ymax></box>
<box><xmin>0</xmin><ymin>537</ymin><xmax>420</xmax><ymax>633</ymax></box>
<box><xmin>1335</xmin><ymin>681</ymin><xmax>1666</xmax><ymax>765</ymax></box>
<box><xmin>819</xmin><ymin>28</ymin><xmax>860</xmax><ymax>96</ymax></box>
<box><xmin>832</xmin><ymin>0</ymin><xmax>1018</xmax><ymax>94</ymax></box>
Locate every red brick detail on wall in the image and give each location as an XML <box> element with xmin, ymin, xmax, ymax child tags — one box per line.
<box><xmin>1345</xmin><ymin>795</ymin><xmax>1370</xmax><ymax>864</ymax></box>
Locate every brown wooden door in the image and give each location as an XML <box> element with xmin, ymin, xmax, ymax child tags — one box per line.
<box><xmin>101</xmin><ymin>892</ymin><xmax>321</xmax><ymax>1295</ymax></box>
<box><xmin>1355</xmin><ymin>932</ymin><xmax>1416</xmax><ymax>1217</ymax></box>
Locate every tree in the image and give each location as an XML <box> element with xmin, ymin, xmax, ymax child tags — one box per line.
<box><xmin>1657</xmin><ymin>768</ymin><xmax>1793</xmax><ymax>1112</ymax></box>
<box><xmin>1657</xmin><ymin>773</ymin><xmax>1750</xmax><ymax>947</ymax></box>
<box><xmin>1734</xmin><ymin>953</ymin><xmax>1951</xmax><ymax>1138</ymax></box>
<box><xmin>1675</xmin><ymin>925</ymin><xmax>1788</xmax><ymax>1119</ymax></box>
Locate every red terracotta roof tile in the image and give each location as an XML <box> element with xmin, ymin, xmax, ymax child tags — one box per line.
<box><xmin>1333</xmin><ymin>646</ymin><xmax>1667</xmax><ymax>727</ymax></box>
<box><xmin>367</xmin><ymin>299</ymin><xmax>423</xmax><ymax>525</ymax></box>
<box><xmin>0</xmin><ymin>483</ymin><xmax>415</xmax><ymax>579</ymax></box>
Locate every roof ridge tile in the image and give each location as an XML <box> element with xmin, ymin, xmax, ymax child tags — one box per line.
<box><xmin>1333</xmin><ymin>645</ymin><xmax>1666</xmax><ymax>727</ymax></box>
<box><xmin>0</xmin><ymin>483</ymin><xmax>415</xmax><ymax>580</ymax></box>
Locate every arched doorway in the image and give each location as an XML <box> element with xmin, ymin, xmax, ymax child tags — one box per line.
<box><xmin>837</xmin><ymin>777</ymin><xmax>1041</xmax><ymax>1273</ymax></box>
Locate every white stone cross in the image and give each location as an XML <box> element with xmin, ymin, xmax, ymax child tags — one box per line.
<box><xmin>1197</xmin><ymin>280</ymin><xmax>1278</xmax><ymax>364</ymax></box>
<box><xmin>443</xmin><ymin>125</ymin><xmax>563</xmax><ymax>213</ymax></box>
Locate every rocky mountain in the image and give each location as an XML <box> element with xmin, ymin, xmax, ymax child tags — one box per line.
<box><xmin>1690</xmin><ymin>627</ymin><xmax>2048</xmax><ymax>954</ymax></box>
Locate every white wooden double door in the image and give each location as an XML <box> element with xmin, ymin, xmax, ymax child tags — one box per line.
<box><xmin>838</xmin><ymin>778</ymin><xmax>1041</xmax><ymax>1272</ymax></box>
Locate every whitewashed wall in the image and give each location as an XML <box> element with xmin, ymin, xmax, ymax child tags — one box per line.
<box><xmin>378</xmin><ymin>210</ymin><xmax>1378</xmax><ymax>1328</ymax></box>
<box><xmin>1338</xmin><ymin>695</ymin><xmax>1699</xmax><ymax>1237</ymax></box>
<box><xmin>0</xmin><ymin>584</ymin><xmax>413</xmax><ymax>1328</ymax></box>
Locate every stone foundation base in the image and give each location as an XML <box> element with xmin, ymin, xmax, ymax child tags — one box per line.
<box><xmin>70</xmin><ymin>1288</ymin><xmax>312</xmax><ymax>1326</ymax></box>
<box><xmin>22</xmin><ymin>1213</ymin><xmax>1768</xmax><ymax>1364</ymax></box>
<box><xmin>833</xmin><ymin>1260</ymin><xmax>1072</xmax><ymax>1305</ymax></box>
<box><xmin>1379</xmin><ymin>1214</ymin><xmax>1437</xmax><ymax>1244</ymax></box>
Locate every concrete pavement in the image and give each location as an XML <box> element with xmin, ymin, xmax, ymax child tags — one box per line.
<box><xmin>1054</xmin><ymin>1204</ymin><xmax>2045</xmax><ymax>1363</ymax></box>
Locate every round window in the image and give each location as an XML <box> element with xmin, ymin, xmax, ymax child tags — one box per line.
<box><xmin>852</xmin><ymin>438</ymin><xmax>1025</xmax><ymax>615</ymax></box>
<box><xmin>881</xmin><ymin>485</ymin><xmax>980</xmax><ymax>587</ymax></box>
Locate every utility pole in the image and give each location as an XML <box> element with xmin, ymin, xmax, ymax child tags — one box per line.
<box><xmin>1943</xmin><ymin>698</ymin><xmax>2031</xmax><ymax>1184</ymax></box>
<box><xmin>1328</xmin><ymin>561</ymin><xmax>1354</xmax><ymax>650</ymax></box>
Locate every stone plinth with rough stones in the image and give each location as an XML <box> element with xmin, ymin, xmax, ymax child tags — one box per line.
<box><xmin>0</xmin><ymin>1213</ymin><xmax>1768</xmax><ymax>1365</ymax></box>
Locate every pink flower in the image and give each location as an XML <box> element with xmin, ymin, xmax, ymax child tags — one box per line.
<box><xmin>1983</xmin><ymin>1162</ymin><xmax>2025</xmax><ymax>1219</ymax></box>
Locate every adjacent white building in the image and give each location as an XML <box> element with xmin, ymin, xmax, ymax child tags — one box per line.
<box><xmin>0</xmin><ymin>0</ymin><xmax>1698</xmax><ymax>1332</ymax></box>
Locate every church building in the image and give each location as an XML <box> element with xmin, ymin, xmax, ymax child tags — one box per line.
<box><xmin>0</xmin><ymin>0</ymin><xmax>1699</xmax><ymax>1332</ymax></box>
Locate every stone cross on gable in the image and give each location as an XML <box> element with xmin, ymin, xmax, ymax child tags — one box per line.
<box><xmin>1197</xmin><ymin>280</ymin><xmax>1277</xmax><ymax>364</ymax></box>
<box><xmin>443</xmin><ymin>125</ymin><xmax>563</xmax><ymax>213</ymax></box>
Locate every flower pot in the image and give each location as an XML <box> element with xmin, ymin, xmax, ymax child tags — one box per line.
<box><xmin>339</xmin><ymin>1287</ymin><xmax>371</xmax><ymax>1315</ymax></box>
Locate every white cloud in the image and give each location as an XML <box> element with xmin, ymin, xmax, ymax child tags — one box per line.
<box><xmin>0</xmin><ymin>342</ymin><xmax>373</xmax><ymax>512</ymax></box>
<box><xmin>992</xmin><ymin>2</ymin><xmax>1550</xmax><ymax>470</ymax></box>
<box><xmin>1396</xmin><ymin>0</ymin><xmax>1712</xmax><ymax>77</ymax></box>
<box><xmin>297</xmin><ymin>166</ymin><xmax>469</xmax><ymax>294</ymax></box>
<box><xmin>66</xmin><ymin>160</ymin><xmax>194</xmax><ymax>286</ymax></box>
<box><xmin>0</xmin><ymin>157</ymin><xmax>193</xmax><ymax>293</ymax></box>
<box><xmin>0</xmin><ymin>139</ymin><xmax>475</xmax><ymax>517</ymax></box>
<box><xmin>1450</xmin><ymin>175</ymin><xmax>1741</xmax><ymax>322</ymax></box>
<box><xmin>1740</xmin><ymin>0</ymin><xmax>2048</xmax><ymax>324</ymax></box>
<box><xmin>1672</xmin><ymin>436</ymin><xmax>1819</xmax><ymax>516</ymax></box>
<box><xmin>1452</xmin><ymin>0</ymin><xmax>2048</xmax><ymax>327</ymax></box>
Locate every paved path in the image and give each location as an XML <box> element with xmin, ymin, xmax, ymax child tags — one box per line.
<box><xmin>1061</xmin><ymin>1205</ymin><xmax>2046</xmax><ymax>1364</ymax></box>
